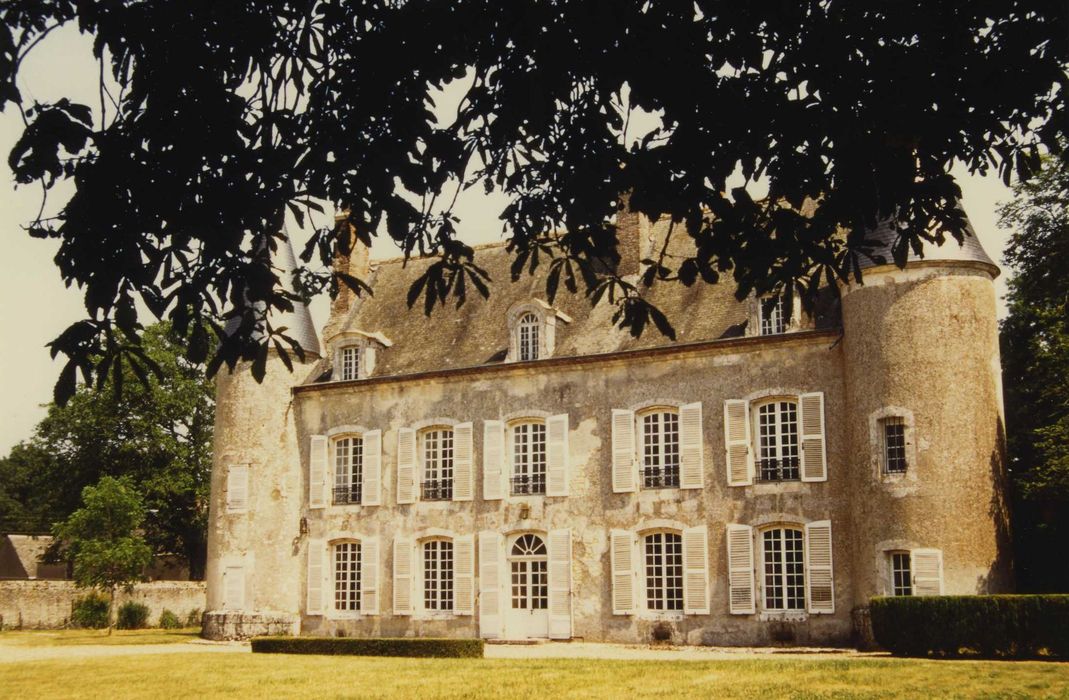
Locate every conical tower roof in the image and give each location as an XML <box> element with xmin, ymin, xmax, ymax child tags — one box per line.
<box><xmin>859</xmin><ymin>208</ymin><xmax>997</xmax><ymax>275</ymax></box>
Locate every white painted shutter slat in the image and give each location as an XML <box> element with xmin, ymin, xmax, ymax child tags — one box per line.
<box><xmin>679</xmin><ymin>402</ymin><xmax>704</xmax><ymax>489</ymax></box>
<box><xmin>478</xmin><ymin>531</ymin><xmax>503</xmax><ymax>637</ymax></box>
<box><xmin>726</xmin><ymin>524</ymin><xmax>756</xmax><ymax>614</ymax></box>
<box><xmin>306</xmin><ymin>541</ymin><xmax>324</xmax><ymax>615</ymax></box>
<box><xmin>362</xmin><ymin>430</ymin><xmax>382</xmax><ymax>505</ymax></box>
<box><xmin>548</xmin><ymin>529</ymin><xmax>572</xmax><ymax>638</ymax></box>
<box><xmin>393</xmin><ymin>538</ymin><xmax>413</xmax><ymax>615</ymax></box>
<box><xmin>453</xmin><ymin>423</ymin><xmax>474</xmax><ymax>502</ymax></box>
<box><xmin>799</xmin><ymin>392</ymin><xmax>828</xmax><ymax>482</ymax></box>
<box><xmin>454</xmin><ymin>535</ymin><xmax>475</xmax><ymax>615</ymax></box>
<box><xmin>611</xmin><ymin>409</ymin><xmax>637</xmax><ymax>493</ymax></box>
<box><xmin>361</xmin><ymin>536</ymin><xmax>379</xmax><ymax>614</ymax></box>
<box><xmin>483</xmin><ymin>421</ymin><xmax>505</xmax><ymax>501</ymax></box>
<box><xmin>226</xmin><ymin>465</ymin><xmax>249</xmax><ymax>512</ymax></box>
<box><xmin>309</xmin><ymin>435</ymin><xmax>328</xmax><ymax>508</ymax></box>
<box><xmin>805</xmin><ymin>520</ymin><xmax>835</xmax><ymax>614</ymax></box>
<box><xmin>610</xmin><ymin>529</ymin><xmax>635</xmax><ymax>615</ymax></box>
<box><xmin>396</xmin><ymin>428</ymin><xmax>416</xmax><ymax>504</ymax></box>
<box><xmin>912</xmin><ymin>548</ymin><xmax>944</xmax><ymax>596</ymax></box>
<box><xmin>223</xmin><ymin>565</ymin><xmax>245</xmax><ymax>609</ymax></box>
<box><xmin>724</xmin><ymin>400</ymin><xmax>753</xmax><ymax>486</ymax></box>
<box><xmin>546</xmin><ymin>414</ymin><xmax>570</xmax><ymax>497</ymax></box>
<box><xmin>682</xmin><ymin>526</ymin><xmax>710</xmax><ymax>614</ymax></box>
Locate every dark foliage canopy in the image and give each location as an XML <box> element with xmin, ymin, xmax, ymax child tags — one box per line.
<box><xmin>1</xmin><ymin>1</ymin><xmax>1065</xmax><ymax>401</ymax></box>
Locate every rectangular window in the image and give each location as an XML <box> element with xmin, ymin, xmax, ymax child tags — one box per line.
<box><xmin>882</xmin><ymin>418</ymin><xmax>908</xmax><ymax>474</ymax></box>
<box><xmin>757</xmin><ymin>401</ymin><xmax>800</xmax><ymax>481</ymax></box>
<box><xmin>760</xmin><ymin>297</ymin><xmax>785</xmax><ymax>335</ymax></box>
<box><xmin>518</xmin><ymin>313</ymin><xmax>541</xmax><ymax>361</ymax></box>
<box><xmin>891</xmin><ymin>552</ymin><xmax>912</xmax><ymax>596</ymax></box>
<box><xmin>511</xmin><ymin>422</ymin><xmax>547</xmax><ymax>495</ymax></box>
<box><xmin>333</xmin><ymin>436</ymin><xmax>364</xmax><ymax>505</ymax></box>
<box><xmin>762</xmin><ymin>528</ymin><xmax>805</xmax><ymax>610</ymax></box>
<box><xmin>339</xmin><ymin>346</ymin><xmax>360</xmax><ymax>381</ymax></box>
<box><xmin>421</xmin><ymin>429</ymin><xmax>454</xmax><ymax>501</ymax></box>
<box><xmin>333</xmin><ymin>542</ymin><xmax>361</xmax><ymax>612</ymax></box>
<box><xmin>423</xmin><ymin>540</ymin><xmax>454</xmax><ymax>611</ymax></box>
<box><xmin>644</xmin><ymin>532</ymin><xmax>684</xmax><ymax>611</ymax></box>
<box><xmin>641</xmin><ymin>411</ymin><xmax>681</xmax><ymax>489</ymax></box>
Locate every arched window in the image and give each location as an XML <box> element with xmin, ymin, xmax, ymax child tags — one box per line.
<box><xmin>517</xmin><ymin>312</ymin><xmax>541</xmax><ymax>361</ymax></box>
<box><xmin>638</xmin><ymin>409</ymin><xmax>680</xmax><ymax>489</ymax></box>
<box><xmin>509</xmin><ymin>534</ymin><xmax>548</xmax><ymax>611</ymax></box>
<box><xmin>333</xmin><ymin>435</ymin><xmax>364</xmax><ymax>504</ymax></box>
<box><xmin>643</xmin><ymin>531</ymin><xmax>684</xmax><ymax>611</ymax></box>
<box><xmin>754</xmin><ymin>400</ymin><xmax>799</xmax><ymax>482</ymax></box>
<box><xmin>759</xmin><ymin>296</ymin><xmax>785</xmax><ymax>335</ymax></box>
<box><xmin>420</xmin><ymin>427</ymin><xmax>454</xmax><ymax>501</ymax></box>
<box><xmin>422</xmin><ymin>539</ymin><xmax>454</xmax><ymax>611</ymax></box>
<box><xmin>333</xmin><ymin>540</ymin><xmax>362</xmax><ymax>612</ymax></box>
<box><xmin>510</xmin><ymin>421</ymin><xmax>547</xmax><ymax>495</ymax></box>
<box><xmin>761</xmin><ymin>527</ymin><xmax>805</xmax><ymax>611</ymax></box>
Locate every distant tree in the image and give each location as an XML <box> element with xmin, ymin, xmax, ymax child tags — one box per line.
<box><xmin>0</xmin><ymin>2</ymin><xmax>1065</xmax><ymax>402</ymax></box>
<box><xmin>0</xmin><ymin>322</ymin><xmax>213</xmax><ymax>578</ymax></box>
<box><xmin>52</xmin><ymin>476</ymin><xmax>153</xmax><ymax>633</ymax></box>
<box><xmin>998</xmin><ymin>150</ymin><xmax>1069</xmax><ymax>591</ymax></box>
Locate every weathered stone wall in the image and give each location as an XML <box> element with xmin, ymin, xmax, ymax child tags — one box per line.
<box><xmin>0</xmin><ymin>581</ymin><xmax>205</xmax><ymax>629</ymax></box>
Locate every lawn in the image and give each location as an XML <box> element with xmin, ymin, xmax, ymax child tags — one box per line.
<box><xmin>0</xmin><ymin>628</ymin><xmax>201</xmax><ymax>647</ymax></box>
<box><xmin>1</xmin><ymin>652</ymin><xmax>1068</xmax><ymax>699</ymax></box>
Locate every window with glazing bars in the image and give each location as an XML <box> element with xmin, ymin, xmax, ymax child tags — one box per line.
<box><xmin>333</xmin><ymin>541</ymin><xmax>361</xmax><ymax>612</ymax></box>
<box><xmin>762</xmin><ymin>528</ymin><xmax>805</xmax><ymax>610</ymax></box>
<box><xmin>891</xmin><ymin>551</ymin><xmax>912</xmax><ymax>596</ymax></box>
<box><xmin>644</xmin><ymin>532</ymin><xmax>684</xmax><ymax>611</ymax></box>
<box><xmin>333</xmin><ymin>436</ymin><xmax>363</xmax><ymax>504</ymax></box>
<box><xmin>511</xmin><ymin>422</ymin><xmax>547</xmax><ymax>495</ymax></box>
<box><xmin>760</xmin><ymin>297</ymin><xmax>785</xmax><ymax>335</ymax></box>
<box><xmin>510</xmin><ymin>534</ymin><xmax>548</xmax><ymax>610</ymax></box>
<box><xmin>339</xmin><ymin>346</ymin><xmax>360</xmax><ymax>380</ymax></box>
<box><xmin>882</xmin><ymin>417</ymin><xmax>908</xmax><ymax>474</ymax></box>
<box><xmin>641</xmin><ymin>411</ymin><xmax>680</xmax><ymax>488</ymax></box>
<box><xmin>423</xmin><ymin>540</ymin><xmax>454</xmax><ymax>611</ymax></box>
<box><xmin>517</xmin><ymin>313</ymin><xmax>540</xmax><ymax>361</ymax></box>
<box><xmin>421</xmin><ymin>429</ymin><xmax>454</xmax><ymax>500</ymax></box>
<box><xmin>757</xmin><ymin>401</ymin><xmax>800</xmax><ymax>481</ymax></box>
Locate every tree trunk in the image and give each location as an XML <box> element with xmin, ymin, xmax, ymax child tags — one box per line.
<box><xmin>108</xmin><ymin>587</ymin><xmax>115</xmax><ymax>635</ymax></box>
<box><xmin>186</xmin><ymin>535</ymin><xmax>208</xmax><ymax>581</ymax></box>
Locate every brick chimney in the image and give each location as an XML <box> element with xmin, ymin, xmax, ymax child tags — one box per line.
<box><xmin>323</xmin><ymin>212</ymin><xmax>371</xmax><ymax>342</ymax></box>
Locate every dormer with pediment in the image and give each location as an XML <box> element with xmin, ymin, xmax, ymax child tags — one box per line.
<box><xmin>325</xmin><ymin>329</ymin><xmax>392</xmax><ymax>381</ymax></box>
<box><xmin>505</xmin><ymin>299</ymin><xmax>572</xmax><ymax>363</ymax></box>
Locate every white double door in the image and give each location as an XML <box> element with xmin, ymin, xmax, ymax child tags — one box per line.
<box><xmin>504</xmin><ymin>533</ymin><xmax>549</xmax><ymax>639</ymax></box>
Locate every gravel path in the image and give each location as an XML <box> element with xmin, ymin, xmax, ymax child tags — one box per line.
<box><xmin>0</xmin><ymin>639</ymin><xmax>248</xmax><ymax>664</ymax></box>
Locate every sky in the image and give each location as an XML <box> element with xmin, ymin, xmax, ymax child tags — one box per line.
<box><xmin>0</xmin><ymin>25</ymin><xmax>1019</xmax><ymax>456</ymax></box>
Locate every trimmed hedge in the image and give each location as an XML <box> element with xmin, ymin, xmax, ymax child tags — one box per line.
<box><xmin>116</xmin><ymin>601</ymin><xmax>150</xmax><ymax>630</ymax></box>
<box><xmin>870</xmin><ymin>595</ymin><xmax>1069</xmax><ymax>659</ymax></box>
<box><xmin>251</xmin><ymin>636</ymin><xmax>484</xmax><ymax>658</ymax></box>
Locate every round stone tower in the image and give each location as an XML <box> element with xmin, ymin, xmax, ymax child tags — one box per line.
<box><xmin>202</xmin><ymin>233</ymin><xmax>322</xmax><ymax>640</ymax></box>
<box><xmin>840</xmin><ymin>218</ymin><xmax>1012</xmax><ymax>613</ymax></box>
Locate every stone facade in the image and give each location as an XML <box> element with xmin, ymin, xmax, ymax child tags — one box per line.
<box><xmin>0</xmin><ymin>580</ymin><xmax>205</xmax><ymax>629</ymax></box>
<box><xmin>203</xmin><ymin>211</ymin><xmax>1010</xmax><ymax>644</ymax></box>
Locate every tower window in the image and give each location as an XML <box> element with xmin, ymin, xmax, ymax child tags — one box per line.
<box><xmin>881</xmin><ymin>417</ymin><xmax>908</xmax><ymax>474</ymax></box>
<box><xmin>890</xmin><ymin>551</ymin><xmax>912</xmax><ymax>596</ymax></box>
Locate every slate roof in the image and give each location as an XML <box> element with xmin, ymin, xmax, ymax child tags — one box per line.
<box><xmin>859</xmin><ymin>215</ymin><xmax>997</xmax><ymax>271</ymax></box>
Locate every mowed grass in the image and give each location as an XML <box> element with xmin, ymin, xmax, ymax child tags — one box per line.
<box><xmin>2</xmin><ymin>652</ymin><xmax>1068</xmax><ymax>699</ymax></box>
<box><xmin>0</xmin><ymin>628</ymin><xmax>201</xmax><ymax>647</ymax></box>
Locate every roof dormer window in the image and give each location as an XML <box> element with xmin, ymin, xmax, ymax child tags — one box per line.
<box><xmin>760</xmin><ymin>296</ymin><xmax>786</xmax><ymax>336</ymax></box>
<box><xmin>518</xmin><ymin>312</ymin><xmax>541</xmax><ymax>361</ymax></box>
<box><xmin>339</xmin><ymin>345</ymin><xmax>361</xmax><ymax>381</ymax></box>
<box><xmin>326</xmin><ymin>329</ymin><xmax>392</xmax><ymax>381</ymax></box>
<box><xmin>507</xmin><ymin>300</ymin><xmax>571</xmax><ymax>363</ymax></box>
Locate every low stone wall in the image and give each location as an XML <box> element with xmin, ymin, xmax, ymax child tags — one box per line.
<box><xmin>0</xmin><ymin>580</ymin><xmax>206</xmax><ymax>630</ymax></box>
<box><xmin>202</xmin><ymin>611</ymin><xmax>298</xmax><ymax>641</ymax></box>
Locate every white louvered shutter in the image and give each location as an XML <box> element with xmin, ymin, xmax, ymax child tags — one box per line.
<box><xmin>226</xmin><ymin>465</ymin><xmax>249</xmax><ymax>512</ymax></box>
<box><xmin>912</xmin><ymin>549</ymin><xmax>944</xmax><ymax>596</ymax></box>
<box><xmin>805</xmin><ymin>520</ymin><xmax>834</xmax><ymax>613</ymax></box>
<box><xmin>361</xmin><ymin>536</ymin><xmax>379</xmax><ymax>614</ymax></box>
<box><xmin>679</xmin><ymin>402</ymin><xmax>704</xmax><ymax>489</ymax></box>
<box><xmin>799</xmin><ymin>392</ymin><xmax>828</xmax><ymax>482</ymax></box>
<box><xmin>362</xmin><ymin>430</ymin><xmax>382</xmax><ymax>505</ymax></box>
<box><xmin>611</xmin><ymin>409</ymin><xmax>637</xmax><ymax>493</ymax></box>
<box><xmin>454</xmin><ymin>535</ymin><xmax>475</xmax><ymax>615</ymax></box>
<box><xmin>393</xmin><ymin>538</ymin><xmax>413</xmax><ymax>615</ymax></box>
<box><xmin>682</xmin><ymin>526</ymin><xmax>710</xmax><ymax>614</ymax></box>
<box><xmin>478</xmin><ymin>531</ymin><xmax>503</xmax><ymax>637</ymax></box>
<box><xmin>223</xmin><ymin>565</ymin><xmax>245</xmax><ymax>609</ymax></box>
<box><xmin>726</xmin><ymin>524</ymin><xmax>756</xmax><ymax>614</ymax></box>
<box><xmin>396</xmin><ymin>428</ymin><xmax>416</xmax><ymax>504</ymax></box>
<box><xmin>610</xmin><ymin>529</ymin><xmax>636</xmax><ymax>615</ymax></box>
<box><xmin>309</xmin><ymin>435</ymin><xmax>328</xmax><ymax>508</ymax></box>
<box><xmin>546</xmin><ymin>414</ymin><xmax>570</xmax><ymax>497</ymax></box>
<box><xmin>483</xmin><ymin>421</ymin><xmax>505</xmax><ymax>501</ymax></box>
<box><xmin>453</xmin><ymin>423</ymin><xmax>474</xmax><ymax>501</ymax></box>
<box><xmin>723</xmin><ymin>400</ymin><xmax>753</xmax><ymax>486</ymax></box>
<box><xmin>306</xmin><ymin>541</ymin><xmax>324</xmax><ymax>615</ymax></box>
<box><xmin>548</xmin><ymin>529</ymin><xmax>572</xmax><ymax>638</ymax></box>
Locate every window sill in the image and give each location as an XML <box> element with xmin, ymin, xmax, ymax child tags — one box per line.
<box><xmin>750</xmin><ymin>482</ymin><xmax>807</xmax><ymax>495</ymax></box>
<box><xmin>412</xmin><ymin>612</ymin><xmax>457</xmax><ymax>621</ymax></box>
<box><xmin>637</xmin><ymin>611</ymin><xmax>686</xmax><ymax>621</ymax></box>
<box><xmin>758</xmin><ymin>611</ymin><xmax>808</xmax><ymax>622</ymax></box>
<box><xmin>326</xmin><ymin>612</ymin><xmax>364</xmax><ymax>621</ymax></box>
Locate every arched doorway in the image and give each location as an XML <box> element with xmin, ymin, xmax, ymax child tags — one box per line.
<box><xmin>505</xmin><ymin>533</ymin><xmax>549</xmax><ymax>638</ymax></box>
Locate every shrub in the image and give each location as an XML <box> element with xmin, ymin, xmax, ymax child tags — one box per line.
<box><xmin>158</xmin><ymin>609</ymin><xmax>182</xmax><ymax>629</ymax></box>
<box><xmin>251</xmin><ymin>637</ymin><xmax>484</xmax><ymax>658</ymax></box>
<box><xmin>185</xmin><ymin>608</ymin><xmax>202</xmax><ymax>627</ymax></box>
<box><xmin>116</xmin><ymin>601</ymin><xmax>150</xmax><ymax>630</ymax></box>
<box><xmin>870</xmin><ymin>595</ymin><xmax>1069</xmax><ymax>659</ymax></box>
<box><xmin>71</xmin><ymin>593</ymin><xmax>110</xmax><ymax>629</ymax></box>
